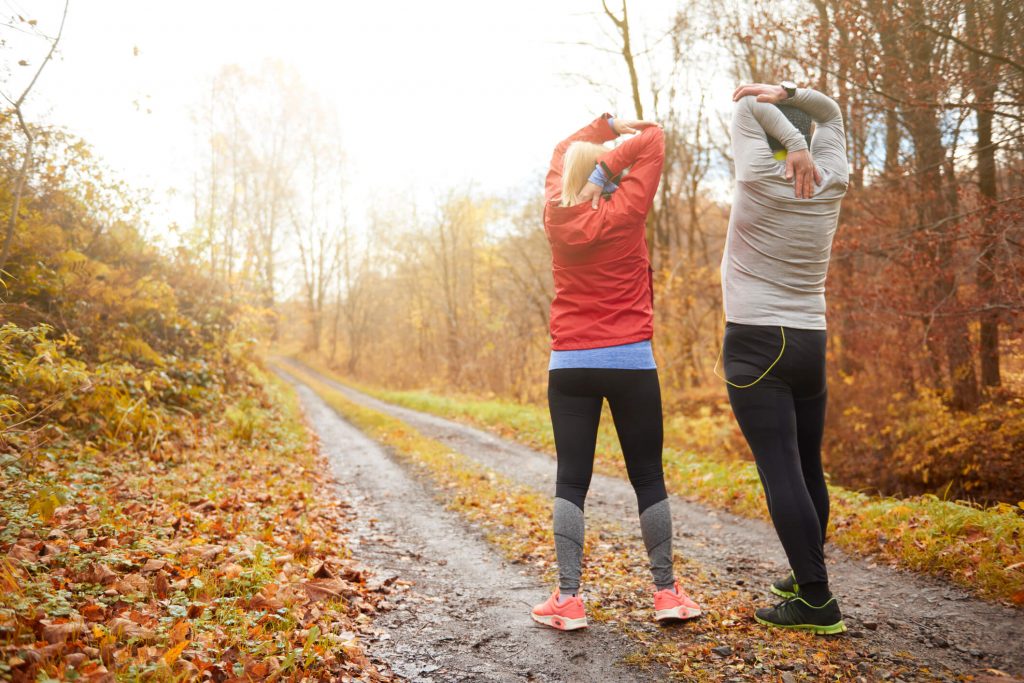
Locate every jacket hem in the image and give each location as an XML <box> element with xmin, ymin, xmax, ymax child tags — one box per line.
<box><xmin>551</xmin><ymin>332</ymin><xmax>653</xmax><ymax>351</ymax></box>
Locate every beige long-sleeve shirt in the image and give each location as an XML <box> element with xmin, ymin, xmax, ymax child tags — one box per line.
<box><xmin>721</xmin><ymin>88</ymin><xmax>849</xmax><ymax>330</ymax></box>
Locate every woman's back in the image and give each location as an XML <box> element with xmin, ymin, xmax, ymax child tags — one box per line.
<box><xmin>543</xmin><ymin>122</ymin><xmax>664</xmax><ymax>350</ymax></box>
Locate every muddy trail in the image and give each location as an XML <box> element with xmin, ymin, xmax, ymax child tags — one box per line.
<box><xmin>279</xmin><ymin>359</ymin><xmax>1024</xmax><ymax>681</ymax></box>
<box><xmin>279</xmin><ymin>371</ymin><xmax>665</xmax><ymax>682</ymax></box>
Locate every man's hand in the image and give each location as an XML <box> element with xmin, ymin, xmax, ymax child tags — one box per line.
<box><xmin>613</xmin><ymin>119</ymin><xmax>659</xmax><ymax>135</ymax></box>
<box><xmin>578</xmin><ymin>181</ymin><xmax>603</xmax><ymax>209</ymax></box>
<box><xmin>732</xmin><ymin>83</ymin><xmax>788</xmax><ymax>104</ymax></box>
<box><xmin>785</xmin><ymin>149</ymin><xmax>822</xmax><ymax>199</ymax></box>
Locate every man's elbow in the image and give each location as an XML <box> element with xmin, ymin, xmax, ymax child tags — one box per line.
<box><xmin>733</xmin><ymin>96</ymin><xmax>752</xmax><ymax>114</ymax></box>
<box><xmin>823</xmin><ymin>97</ymin><xmax>843</xmax><ymax>123</ymax></box>
<box><xmin>807</xmin><ymin>89</ymin><xmax>843</xmax><ymax>123</ymax></box>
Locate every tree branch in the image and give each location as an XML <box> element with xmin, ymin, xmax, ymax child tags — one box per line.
<box><xmin>0</xmin><ymin>0</ymin><xmax>69</xmax><ymax>276</ymax></box>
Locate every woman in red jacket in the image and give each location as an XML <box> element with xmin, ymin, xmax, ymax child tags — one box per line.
<box><xmin>530</xmin><ymin>115</ymin><xmax>702</xmax><ymax>631</ymax></box>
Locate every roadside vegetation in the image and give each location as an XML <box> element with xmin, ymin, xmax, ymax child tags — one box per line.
<box><xmin>0</xmin><ymin>114</ymin><xmax>394</xmax><ymax>681</ymax></box>
<box><xmin>1</xmin><ymin>367</ymin><xmax>395</xmax><ymax>681</ymax></box>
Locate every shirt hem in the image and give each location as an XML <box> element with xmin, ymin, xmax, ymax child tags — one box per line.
<box><xmin>725</xmin><ymin>315</ymin><xmax>826</xmax><ymax>331</ymax></box>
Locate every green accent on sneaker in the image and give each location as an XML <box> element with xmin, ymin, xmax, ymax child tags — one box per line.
<box><xmin>755</xmin><ymin>597</ymin><xmax>847</xmax><ymax>636</ymax></box>
<box><xmin>755</xmin><ymin>613</ymin><xmax>847</xmax><ymax>635</ymax></box>
<box><xmin>769</xmin><ymin>584</ymin><xmax>797</xmax><ymax>599</ymax></box>
<box><xmin>769</xmin><ymin>572</ymin><xmax>799</xmax><ymax>599</ymax></box>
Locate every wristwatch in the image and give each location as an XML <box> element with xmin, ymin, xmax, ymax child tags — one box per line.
<box><xmin>780</xmin><ymin>80</ymin><xmax>798</xmax><ymax>99</ymax></box>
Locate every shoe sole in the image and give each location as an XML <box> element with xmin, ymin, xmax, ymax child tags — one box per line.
<box><xmin>770</xmin><ymin>585</ymin><xmax>798</xmax><ymax>599</ymax></box>
<box><xmin>755</xmin><ymin>615</ymin><xmax>847</xmax><ymax>635</ymax></box>
<box><xmin>531</xmin><ymin>612</ymin><xmax>588</xmax><ymax>631</ymax></box>
<box><xmin>655</xmin><ymin>605</ymin><xmax>702</xmax><ymax>622</ymax></box>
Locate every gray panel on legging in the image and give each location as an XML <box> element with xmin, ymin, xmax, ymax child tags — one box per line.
<box><xmin>640</xmin><ymin>498</ymin><xmax>676</xmax><ymax>590</ymax></box>
<box><xmin>553</xmin><ymin>496</ymin><xmax>585</xmax><ymax>594</ymax></box>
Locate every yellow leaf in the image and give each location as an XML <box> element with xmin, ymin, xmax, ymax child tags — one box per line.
<box><xmin>163</xmin><ymin>639</ymin><xmax>189</xmax><ymax>665</ymax></box>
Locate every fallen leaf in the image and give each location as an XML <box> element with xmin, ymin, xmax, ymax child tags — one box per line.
<box><xmin>169</xmin><ymin>619</ymin><xmax>189</xmax><ymax>643</ymax></box>
<box><xmin>302</xmin><ymin>578</ymin><xmax>348</xmax><ymax>603</ymax></box>
<box><xmin>107</xmin><ymin>617</ymin><xmax>155</xmax><ymax>642</ymax></box>
<box><xmin>42</xmin><ymin>620</ymin><xmax>85</xmax><ymax>644</ymax></box>
<box><xmin>81</xmin><ymin>603</ymin><xmax>106</xmax><ymax>622</ymax></box>
<box><xmin>154</xmin><ymin>570</ymin><xmax>170</xmax><ymax>599</ymax></box>
<box><xmin>141</xmin><ymin>558</ymin><xmax>165</xmax><ymax>572</ymax></box>
<box><xmin>88</xmin><ymin>563</ymin><xmax>118</xmax><ymax>585</ymax></box>
<box><xmin>162</xmin><ymin>639</ymin><xmax>189</xmax><ymax>665</ymax></box>
<box><xmin>7</xmin><ymin>542</ymin><xmax>39</xmax><ymax>564</ymax></box>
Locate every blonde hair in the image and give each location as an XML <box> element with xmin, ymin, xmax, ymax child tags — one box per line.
<box><xmin>560</xmin><ymin>141</ymin><xmax>608</xmax><ymax>207</ymax></box>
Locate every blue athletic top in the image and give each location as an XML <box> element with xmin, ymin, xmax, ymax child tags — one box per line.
<box><xmin>549</xmin><ymin>340</ymin><xmax>657</xmax><ymax>371</ymax></box>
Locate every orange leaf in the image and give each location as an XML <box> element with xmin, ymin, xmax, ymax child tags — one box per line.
<box><xmin>163</xmin><ymin>639</ymin><xmax>189</xmax><ymax>665</ymax></box>
<box><xmin>81</xmin><ymin>604</ymin><xmax>105</xmax><ymax>622</ymax></box>
<box><xmin>169</xmin><ymin>619</ymin><xmax>189</xmax><ymax>644</ymax></box>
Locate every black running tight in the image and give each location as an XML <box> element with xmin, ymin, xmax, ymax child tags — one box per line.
<box><xmin>547</xmin><ymin>368</ymin><xmax>675</xmax><ymax>592</ymax></box>
<box><xmin>723</xmin><ymin>323</ymin><xmax>830</xmax><ymax>586</ymax></box>
<box><xmin>548</xmin><ymin>368</ymin><xmax>668</xmax><ymax>513</ymax></box>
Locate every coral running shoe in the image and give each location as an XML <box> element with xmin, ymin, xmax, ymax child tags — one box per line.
<box><xmin>653</xmin><ymin>582</ymin><xmax>702</xmax><ymax>622</ymax></box>
<box><xmin>530</xmin><ymin>590</ymin><xmax>588</xmax><ymax>631</ymax></box>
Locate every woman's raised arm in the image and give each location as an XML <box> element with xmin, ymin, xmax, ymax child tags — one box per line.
<box><xmin>600</xmin><ymin>125</ymin><xmax>665</xmax><ymax>222</ymax></box>
<box><xmin>544</xmin><ymin>115</ymin><xmax>618</xmax><ymax>204</ymax></box>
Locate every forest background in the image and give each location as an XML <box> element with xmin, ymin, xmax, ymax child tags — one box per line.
<box><xmin>194</xmin><ymin>0</ymin><xmax>1024</xmax><ymax>503</ymax></box>
<box><xmin>3</xmin><ymin>0</ymin><xmax>1023</xmax><ymax>515</ymax></box>
<box><xmin>2</xmin><ymin>1</ymin><xmax>1023</xmax><ymax>677</ymax></box>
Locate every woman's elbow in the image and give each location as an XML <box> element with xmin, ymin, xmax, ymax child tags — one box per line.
<box><xmin>642</xmin><ymin>125</ymin><xmax>666</xmax><ymax>156</ymax></box>
<box><xmin>644</xmin><ymin>125</ymin><xmax>665</xmax><ymax>143</ymax></box>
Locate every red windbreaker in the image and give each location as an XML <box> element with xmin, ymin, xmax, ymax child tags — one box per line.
<box><xmin>543</xmin><ymin>115</ymin><xmax>664</xmax><ymax>350</ymax></box>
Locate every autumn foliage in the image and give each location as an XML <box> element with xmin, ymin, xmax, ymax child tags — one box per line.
<box><xmin>261</xmin><ymin>1</ymin><xmax>1024</xmax><ymax>504</ymax></box>
<box><xmin>0</xmin><ymin>114</ymin><xmax>395</xmax><ymax>679</ymax></box>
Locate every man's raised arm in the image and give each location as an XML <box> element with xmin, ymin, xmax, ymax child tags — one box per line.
<box><xmin>784</xmin><ymin>88</ymin><xmax>848</xmax><ymax>180</ymax></box>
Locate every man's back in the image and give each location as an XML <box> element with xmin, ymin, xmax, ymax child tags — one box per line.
<box><xmin>722</xmin><ymin>89</ymin><xmax>849</xmax><ymax>330</ymax></box>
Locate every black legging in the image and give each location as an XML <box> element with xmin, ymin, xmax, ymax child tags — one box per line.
<box><xmin>723</xmin><ymin>323</ymin><xmax>830</xmax><ymax>586</ymax></box>
<box><xmin>548</xmin><ymin>368</ymin><xmax>667</xmax><ymax>514</ymax></box>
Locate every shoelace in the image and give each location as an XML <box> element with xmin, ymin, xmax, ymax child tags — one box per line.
<box><xmin>772</xmin><ymin>596</ymin><xmax>799</xmax><ymax>611</ymax></box>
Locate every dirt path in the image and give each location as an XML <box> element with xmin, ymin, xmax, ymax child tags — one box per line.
<box><xmin>279</xmin><ymin>371</ymin><xmax>664</xmax><ymax>683</ymax></box>
<box><xmin>281</xmin><ymin>359</ymin><xmax>1024</xmax><ymax>680</ymax></box>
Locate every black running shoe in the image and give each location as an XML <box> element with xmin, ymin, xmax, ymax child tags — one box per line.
<box><xmin>755</xmin><ymin>597</ymin><xmax>846</xmax><ymax>635</ymax></box>
<box><xmin>770</xmin><ymin>572</ymin><xmax>799</xmax><ymax>599</ymax></box>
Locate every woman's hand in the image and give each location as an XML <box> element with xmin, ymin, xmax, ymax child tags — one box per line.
<box><xmin>578</xmin><ymin>182</ymin><xmax>603</xmax><ymax>209</ymax></box>
<box><xmin>732</xmin><ymin>83</ymin><xmax>788</xmax><ymax>103</ymax></box>
<box><xmin>614</xmin><ymin>119</ymin><xmax>659</xmax><ymax>135</ymax></box>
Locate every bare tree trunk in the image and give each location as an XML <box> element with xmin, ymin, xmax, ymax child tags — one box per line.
<box><xmin>905</xmin><ymin>71</ymin><xmax>979</xmax><ymax>409</ymax></box>
<box><xmin>601</xmin><ymin>0</ymin><xmax>660</xmax><ymax>262</ymax></box>
<box><xmin>0</xmin><ymin>1</ymin><xmax>68</xmax><ymax>276</ymax></box>
<box><xmin>602</xmin><ymin>0</ymin><xmax>644</xmax><ymax>119</ymax></box>
<box><xmin>970</xmin><ymin>0</ymin><xmax>1005</xmax><ymax>388</ymax></box>
<box><xmin>811</xmin><ymin>0</ymin><xmax>831</xmax><ymax>91</ymax></box>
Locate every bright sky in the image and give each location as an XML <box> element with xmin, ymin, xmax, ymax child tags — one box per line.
<box><xmin>4</xmin><ymin>0</ymin><xmax>732</xmax><ymax>241</ymax></box>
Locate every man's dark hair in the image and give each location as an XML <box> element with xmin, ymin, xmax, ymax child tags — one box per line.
<box><xmin>766</xmin><ymin>104</ymin><xmax>813</xmax><ymax>153</ymax></box>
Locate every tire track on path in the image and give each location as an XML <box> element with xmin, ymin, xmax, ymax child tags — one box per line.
<box><xmin>282</xmin><ymin>358</ymin><xmax>1024</xmax><ymax>680</ymax></box>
